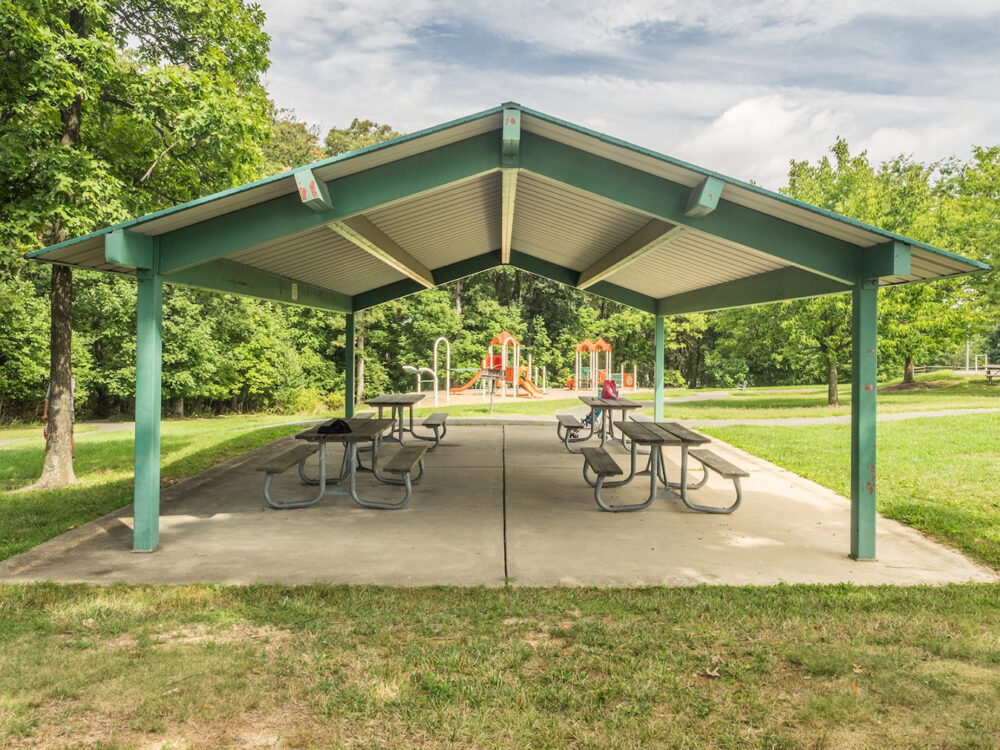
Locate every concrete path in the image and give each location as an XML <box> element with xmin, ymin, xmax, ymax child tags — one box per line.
<box><xmin>687</xmin><ymin>407</ymin><xmax>1000</xmax><ymax>428</ymax></box>
<box><xmin>1</xmin><ymin>424</ymin><xmax>994</xmax><ymax>587</ymax></box>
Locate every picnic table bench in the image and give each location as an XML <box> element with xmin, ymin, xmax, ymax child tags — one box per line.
<box><xmin>986</xmin><ymin>365</ymin><xmax>1000</xmax><ymax>385</ymax></box>
<box><xmin>578</xmin><ymin>420</ymin><xmax>748</xmax><ymax>513</ymax></box>
<box><xmin>556</xmin><ymin>396</ymin><xmax>642</xmax><ymax>453</ymax></box>
<box><xmin>366</xmin><ymin>393</ymin><xmax>449</xmax><ymax>448</ymax></box>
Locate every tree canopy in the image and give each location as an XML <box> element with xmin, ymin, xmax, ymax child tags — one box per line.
<box><xmin>1</xmin><ymin>20</ymin><xmax>996</xmax><ymax>428</ymax></box>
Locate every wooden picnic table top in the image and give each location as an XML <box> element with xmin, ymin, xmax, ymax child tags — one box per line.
<box><xmin>366</xmin><ymin>393</ymin><xmax>426</xmax><ymax>406</ymax></box>
<box><xmin>296</xmin><ymin>418</ymin><xmax>395</xmax><ymax>443</ymax></box>
<box><xmin>615</xmin><ymin>420</ymin><xmax>682</xmax><ymax>446</ymax></box>
<box><xmin>614</xmin><ymin>420</ymin><xmax>710</xmax><ymax>446</ymax></box>
<box><xmin>578</xmin><ymin>396</ymin><xmax>643</xmax><ymax>409</ymax></box>
<box><xmin>657</xmin><ymin>421</ymin><xmax>711</xmax><ymax>445</ymax></box>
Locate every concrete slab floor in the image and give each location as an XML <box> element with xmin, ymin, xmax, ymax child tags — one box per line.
<box><xmin>1</xmin><ymin>424</ymin><xmax>995</xmax><ymax>587</ymax></box>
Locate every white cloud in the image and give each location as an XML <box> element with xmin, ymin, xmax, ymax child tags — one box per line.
<box><xmin>253</xmin><ymin>0</ymin><xmax>1000</xmax><ymax>189</ymax></box>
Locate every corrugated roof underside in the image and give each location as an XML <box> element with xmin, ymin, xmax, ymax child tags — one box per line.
<box><xmin>606</xmin><ymin>230</ymin><xmax>788</xmax><ymax>298</ymax></box>
<box><xmin>366</xmin><ymin>173</ymin><xmax>501</xmax><ymax>270</ymax></box>
<box><xmin>878</xmin><ymin>247</ymin><xmax>979</xmax><ymax>285</ymax></box>
<box><xmin>512</xmin><ymin>172</ymin><xmax>650</xmax><ymax>271</ymax></box>
<box><xmin>48</xmin><ymin>114</ymin><xmax>505</xmax><ymax>244</ymax></box>
<box><xmin>227</xmin><ymin>226</ymin><xmax>405</xmax><ymax>295</ymax></box>
<box><xmin>522</xmin><ymin>113</ymin><xmax>893</xmax><ymax>249</ymax></box>
<box><xmin>30</xmin><ymin>237</ymin><xmax>120</xmax><ymax>272</ymax></box>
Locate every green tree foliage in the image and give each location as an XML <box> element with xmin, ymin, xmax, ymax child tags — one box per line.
<box><xmin>324</xmin><ymin>118</ymin><xmax>401</xmax><ymax>156</ymax></box>
<box><xmin>784</xmin><ymin>139</ymin><xmax>979</xmax><ymax>385</ymax></box>
<box><xmin>0</xmin><ymin>0</ymin><xmax>271</xmax><ymax>438</ymax></box>
<box><xmin>263</xmin><ymin>105</ymin><xmax>323</xmax><ymax>174</ymax></box>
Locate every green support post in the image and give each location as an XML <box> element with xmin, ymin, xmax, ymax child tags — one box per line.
<box><xmin>345</xmin><ymin>312</ymin><xmax>355</xmax><ymax>418</ymax></box>
<box><xmin>850</xmin><ymin>282</ymin><xmax>878</xmax><ymax>560</ymax></box>
<box><xmin>654</xmin><ymin>315</ymin><xmax>665</xmax><ymax>421</ymax></box>
<box><xmin>134</xmin><ymin>270</ymin><xmax>163</xmax><ymax>552</ymax></box>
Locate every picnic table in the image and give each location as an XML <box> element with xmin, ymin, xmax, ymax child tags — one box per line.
<box><xmin>257</xmin><ymin>417</ymin><xmax>429</xmax><ymax>510</ymax></box>
<box><xmin>579</xmin><ymin>396</ymin><xmax>643</xmax><ymax>447</ymax></box>
<box><xmin>580</xmin><ymin>420</ymin><xmax>746</xmax><ymax>513</ymax></box>
<box><xmin>366</xmin><ymin>393</ymin><xmax>427</xmax><ymax>445</ymax></box>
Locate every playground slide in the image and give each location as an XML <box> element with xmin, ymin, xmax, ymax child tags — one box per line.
<box><xmin>450</xmin><ymin>371</ymin><xmax>481</xmax><ymax>393</ymax></box>
<box><xmin>518</xmin><ymin>377</ymin><xmax>543</xmax><ymax>398</ymax></box>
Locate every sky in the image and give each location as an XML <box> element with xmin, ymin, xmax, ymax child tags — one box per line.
<box><xmin>253</xmin><ymin>0</ymin><xmax>1000</xmax><ymax>190</ymax></box>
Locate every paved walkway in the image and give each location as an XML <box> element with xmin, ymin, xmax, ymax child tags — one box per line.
<box><xmin>1</xmin><ymin>424</ymin><xmax>993</xmax><ymax>587</ymax></box>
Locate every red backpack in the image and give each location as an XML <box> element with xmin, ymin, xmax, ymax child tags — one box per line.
<box><xmin>601</xmin><ymin>378</ymin><xmax>618</xmax><ymax>399</ymax></box>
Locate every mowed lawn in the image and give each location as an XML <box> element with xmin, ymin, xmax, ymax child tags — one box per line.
<box><xmin>2</xmin><ymin>584</ymin><xmax>999</xmax><ymax>748</ymax></box>
<box><xmin>1</xmin><ymin>380</ymin><xmax>999</xmax><ymax>748</ymax></box>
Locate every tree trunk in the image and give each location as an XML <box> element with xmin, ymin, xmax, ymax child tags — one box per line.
<box><xmin>35</xmin><ymin>265</ymin><xmax>76</xmax><ymax>488</ymax></box>
<box><xmin>455</xmin><ymin>278</ymin><xmax>463</xmax><ymax>318</ymax></box>
<box><xmin>356</xmin><ymin>310</ymin><xmax>365</xmax><ymax>403</ymax></box>
<box><xmin>33</xmin><ymin>8</ymin><xmax>87</xmax><ymax>489</ymax></box>
<box><xmin>827</xmin><ymin>357</ymin><xmax>840</xmax><ymax>406</ymax></box>
<box><xmin>172</xmin><ymin>396</ymin><xmax>185</xmax><ymax>418</ymax></box>
<box><xmin>903</xmin><ymin>355</ymin><xmax>915</xmax><ymax>384</ymax></box>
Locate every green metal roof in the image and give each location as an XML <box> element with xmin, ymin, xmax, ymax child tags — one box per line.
<box><xmin>27</xmin><ymin>102</ymin><xmax>989</xmax><ymax>314</ymax></box>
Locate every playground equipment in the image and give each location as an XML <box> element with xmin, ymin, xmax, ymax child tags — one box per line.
<box><xmin>401</xmin><ymin>336</ymin><xmax>454</xmax><ymax>407</ymax></box>
<box><xmin>433</xmin><ymin>336</ymin><xmax>450</xmax><ymax>406</ymax></box>
<box><xmin>402</xmin><ymin>365</ymin><xmax>436</xmax><ymax>394</ymax></box>
<box><xmin>572</xmin><ymin>338</ymin><xmax>612</xmax><ymax>391</ymax></box>
<box><xmin>449</xmin><ymin>331</ymin><xmax>545</xmax><ymax>398</ymax></box>
<box><xmin>568</xmin><ymin>337</ymin><xmax>638</xmax><ymax>392</ymax></box>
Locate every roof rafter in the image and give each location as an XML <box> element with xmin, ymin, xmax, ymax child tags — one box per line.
<box><xmin>168</xmin><ymin>259</ymin><xmax>352</xmax><ymax>313</ymax></box>
<box><xmin>508</xmin><ymin>250</ymin><xmax>657</xmax><ymax>314</ymax></box>
<box><xmin>328</xmin><ymin>215</ymin><xmax>435</xmax><ymax>288</ymax></box>
<box><xmin>501</xmin><ymin>106</ymin><xmax>521</xmax><ymax>264</ymax></box>
<box><xmin>157</xmin><ymin>132</ymin><xmax>501</xmax><ymax>276</ymax></box>
<box><xmin>657</xmin><ymin>267</ymin><xmax>851</xmax><ymax>315</ymax></box>
<box><xmin>519</xmin><ymin>131</ymin><xmax>862</xmax><ymax>285</ymax></box>
<box><xmin>353</xmin><ymin>251</ymin><xmax>503</xmax><ymax>310</ymax></box>
<box><xmin>576</xmin><ymin>219</ymin><xmax>687</xmax><ymax>290</ymax></box>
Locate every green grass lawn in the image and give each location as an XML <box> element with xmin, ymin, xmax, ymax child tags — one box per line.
<box><xmin>641</xmin><ymin>375</ymin><xmax>1000</xmax><ymax>420</ymax></box>
<box><xmin>0</xmin><ymin>414</ymin><xmax>332</xmax><ymax>560</ymax></box>
<box><xmin>1</xmin><ymin>583</ymin><xmax>998</xmax><ymax>748</ymax></box>
<box><xmin>3</xmin><ymin>384</ymin><xmax>1000</xmax><ymax>747</ymax></box>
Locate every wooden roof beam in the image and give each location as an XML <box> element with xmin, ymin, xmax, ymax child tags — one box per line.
<box><xmin>328</xmin><ymin>215</ymin><xmax>435</xmax><ymax>288</ymax></box>
<box><xmin>501</xmin><ymin>106</ymin><xmax>520</xmax><ymax>264</ymax></box>
<box><xmin>577</xmin><ymin>220</ymin><xmax>687</xmax><ymax>290</ymax></box>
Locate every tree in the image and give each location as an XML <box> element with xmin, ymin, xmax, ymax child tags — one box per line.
<box><xmin>783</xmin><ymin>138</ymin><xmax>971</xmax><ymax>387</ymax></box>
<box><xmin>0</xmin><ymin>0</ymin><xmax>270</xmax><ymax>487</ymax></box>
<box><xmin>324</xmin><ymin>118</ymin><xmax>401</xmax><ymax>156</ymax></box>
<box><xmin>263</xmin><ymin>105</ymin><xmax>323</xmax><ymax>174</ymax></box>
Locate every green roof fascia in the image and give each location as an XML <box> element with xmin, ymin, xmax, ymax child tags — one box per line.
<box><xmin>517</xmin><ymin>105</ymin><xmax>989</xmax><ymax>273</ymax></box>
<box><xmin>159</xmin><ymin>131</ymin><xmax>501</xmax><ymax>274</ymax></box>
<box><xmin>352</xmin><ymin>251</ymin><xmax>503</xmax><ymax>311</ymax></box>
<box><xmin>520</xmin><ymin>131</ymin><xmax>860</xmax><ymax>284</ymax></box>
<box><xmin>657</xmin><ymin>267</ymin><xmax>851</xmax><ymax>316</ymax></box>
<box><xmin>508</xmin><ymin>250</ymin><xmax>657</xmax><ymax>313</ymax></box>
<box><xmin>27</xmin><ymin>105</ymin><xmax>506</xmax><ymax>263</ymax></box>
<box><xmin>167</xmin><ymin>259</ymin><xmax>351</xmax><ymax>313</ymax></box>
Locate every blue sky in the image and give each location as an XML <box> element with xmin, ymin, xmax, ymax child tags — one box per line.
<box><xmin>254</xmin><ymin>0</ymin><xmax>1000</xmax><ymax>189</ymax></box>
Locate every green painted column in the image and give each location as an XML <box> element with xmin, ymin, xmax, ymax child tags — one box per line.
<box><xmin>344</xmin><ymin>313</ymin><xmax>355</xmax><ymax>418</ymax></box>
<box><xmin>850</xmin><ymin>282</ymin><xmax>878</xmax><ymax>560</ymax></box>
<box><xmin>134</xmin><ymin>270</ymin><xmax>163</xmax><ymax>552</ymax></box>
<box><xmin>654</xmin><ymin>315</ymin><xmax>665</xmax><ymax>421</ymax></box>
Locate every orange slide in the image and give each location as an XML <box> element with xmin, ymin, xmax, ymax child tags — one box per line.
<box><xmin>518</xmin><ymin>377</ymin><xmax>543</xmax><ymax>398</ymax></box>
<box><xmin>450</xmin><ymin>371</ymin><xmax>481</xmax><ymax>393</ymax></box>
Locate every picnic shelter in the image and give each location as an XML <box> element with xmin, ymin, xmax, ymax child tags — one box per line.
<box><xmin>27</xmin><ymin>102</ymin><xmax>989</xmax><ymax>559</ymax></box>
